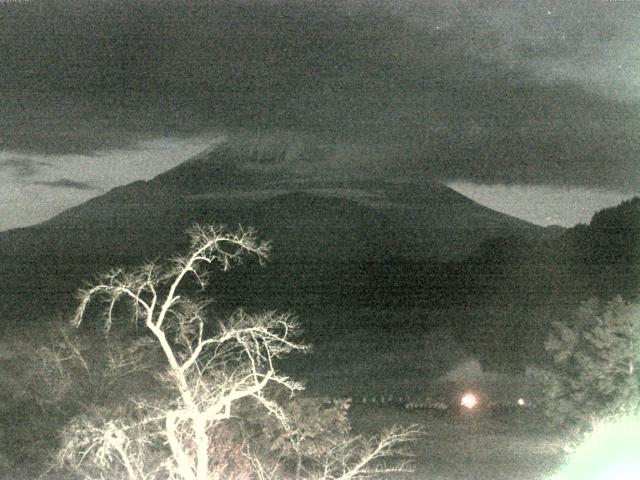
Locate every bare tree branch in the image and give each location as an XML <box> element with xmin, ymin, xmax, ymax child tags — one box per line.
<box><xmin>59</xmin><ymin>224</ymin><xmax>419</xmax><ymax>480</ymax></box>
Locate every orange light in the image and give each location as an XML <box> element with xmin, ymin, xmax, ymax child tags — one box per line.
<box><xmin>460</xmin><ymin>392</ymin><xmax>478</xmax><ymax>409</ymax></box>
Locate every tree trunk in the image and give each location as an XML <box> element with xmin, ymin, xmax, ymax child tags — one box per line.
<box><xmin>194</xmin><ymin>416</ymin><xmax>209</xmax><ymax>480</ymax></box>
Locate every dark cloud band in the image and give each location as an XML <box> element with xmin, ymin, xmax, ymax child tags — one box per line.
<box><xmin>0</xmin><ymin>0</ymin><xmax>638</xmax><ymax>191</ymax></box>
<box><xmin>32</xmin><ymin>179</ymin><xmax>98</xmax><ymax>191</ymax></box>
<box><xmin>0</xmin><ymin>158</ymin><xmax>52</xmax><ymax>177</ymax></box>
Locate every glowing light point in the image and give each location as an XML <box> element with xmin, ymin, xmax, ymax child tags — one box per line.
<box><xmin>460</xmin><ymin>392</ymin><xmax>478</xmax><ymax>409</ymax></box>
<box><xmin>517</xmin><ymin>398</ymin><xmax>525</xmax><ymax>406</ymax></box>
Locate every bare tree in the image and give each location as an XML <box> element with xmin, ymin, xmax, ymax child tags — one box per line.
<box><xmin>58</xmin><ymin>224</ymin><xmax>420</xmax><ymax>480</ymax></box>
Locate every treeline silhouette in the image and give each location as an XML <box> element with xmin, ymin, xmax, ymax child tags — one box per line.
<box><xmin>322</xmin><ymin>197</ymin><xmax>639</xmax><ymax>311</ymax></box>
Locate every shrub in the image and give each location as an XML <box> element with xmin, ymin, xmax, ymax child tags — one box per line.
<box><xmin>0</xmin><ymin>321</ymin><xmax>161</xmax><ymax>474</ymax></box>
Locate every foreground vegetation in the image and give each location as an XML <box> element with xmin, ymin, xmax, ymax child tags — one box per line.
<box><xmin>2</xmin><ymin>225</ymin><xmax>422</xmax><ymax>480</ymax></box>
<box><xmin>1</xmin><ymin>299</ymin><xmax>637</xmax><ymax>479</ymax></box>
<box><xmin>0</xmin><ymin>197</ymin><xmax>638</xmax><ymax>478</ymax></box>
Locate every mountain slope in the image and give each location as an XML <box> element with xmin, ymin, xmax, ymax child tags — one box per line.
<box><xmin>0</xmin><ymin>144</ymin><xmax>549</xmax><ymax>325</ymax></box>
<box><xmin>40</xmin><ymin>146</ymin><xmax>544</xmax><ymax>261</ymax></box>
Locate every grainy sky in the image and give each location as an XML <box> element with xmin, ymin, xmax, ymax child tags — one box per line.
<box><xmin>0</xmin><ymin>0</ymin><xmax>638</xmax><ymax>229</ymax></box>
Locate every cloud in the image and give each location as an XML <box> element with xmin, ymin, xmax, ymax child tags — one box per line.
<box><xmin>0</xmin><ymin>1</ymin><xmax>638</xmax><ymax>191</ymax></box>
<box><xmin>448</xmin><ymin>181</ymin><xmax>638</xmax><ymax>227</ymax></box>
<box><xmin>0</xmin><ymin>158</ymin><xmax>52</xmax><ymax>177</ymax></box>
<box><xmin>33</xmin><ymin>179</ymin><xmax>98</xmax><ymax>191</ymax></box>
<box><xmin>0</xmin><ymin>136</ymin><xmax>217</xmax><ymax>231</ymax></box>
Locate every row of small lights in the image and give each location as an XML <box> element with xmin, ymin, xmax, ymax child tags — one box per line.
<box><xmin>460</xmin><ymin>392</ymin><xmax>526</xmax><ymax>409</ymax></box>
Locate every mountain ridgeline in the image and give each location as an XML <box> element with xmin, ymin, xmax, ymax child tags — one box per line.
<box><xmin>0</xmin><ymin>145</ymin><xmax>636</xmax><ymax>343</ymax></box>
<box><xmin>0</xmin><ymin>144</ymin><xmax>538</xmax><ymax>322</ymax></box>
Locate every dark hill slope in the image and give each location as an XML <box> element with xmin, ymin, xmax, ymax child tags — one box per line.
<box><xmin>462</xmin><ymin>196</ymin><xmax>640</xmax><ymax>307</ymax></box>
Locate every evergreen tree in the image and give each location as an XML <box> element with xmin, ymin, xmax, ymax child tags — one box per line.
<box><xmin>535</xmin><ymin>296</ymin><xmax>640</xmax><ymax>427</ymax></box>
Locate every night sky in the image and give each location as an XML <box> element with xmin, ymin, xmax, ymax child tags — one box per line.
<box><xmin>1</xmin><ymin>0</ymin><xmax>638</xmax><ymax>230</ymax></box>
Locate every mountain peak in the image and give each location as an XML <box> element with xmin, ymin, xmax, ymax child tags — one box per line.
<box><xmin>147</xmin><ymin>143</ymin><xmax>271</xmax><ymax>194</ymax></box>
